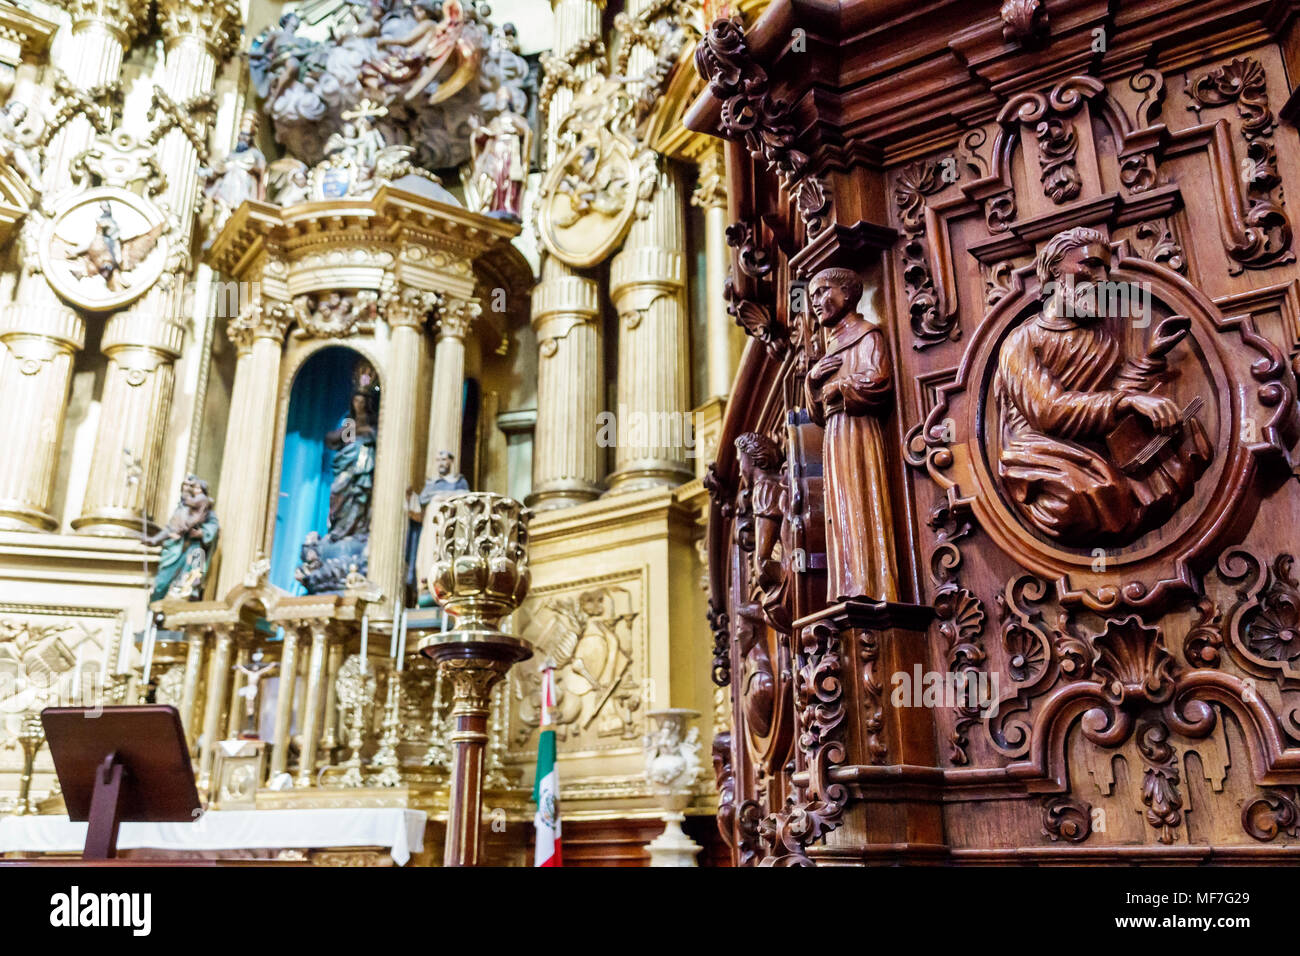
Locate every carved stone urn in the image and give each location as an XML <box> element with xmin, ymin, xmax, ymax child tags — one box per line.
<box><xmin>417</xmin><ymin>492</ymin><xmax>532</xmax><ymax>866</ymax></box>
<box><xmin>643</xmin><ymin>708</ymin><xmax>704</xmax><ymax>867</ymax></box>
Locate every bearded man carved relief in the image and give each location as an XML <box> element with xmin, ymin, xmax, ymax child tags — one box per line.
<box><xmin>994</xmin><ymin>227</ymin><xmax>1213</xmax><ymax>544</ymax></box>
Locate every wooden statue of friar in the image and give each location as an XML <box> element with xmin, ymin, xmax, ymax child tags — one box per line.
<box><xmin>144</xmin><ymin>475</ymin><xmax>220</xmax><ymax>602</ymax></box>
<box><xmin>805</xmin><ymin>267</ymin><xmax>900</xmax><ymax>604</ymax></box>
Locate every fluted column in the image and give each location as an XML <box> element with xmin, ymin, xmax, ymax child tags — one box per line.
<box><xmin>530</xmin><ymin>263</ymin><xmax>603</xmax><ymax>509</ymax></box>
<box><xmin>214</xmin><ymin>300</ymin><xmax>291</xmax><ymax>595</ymax></box>
<box><xmin>295</xmin><ymin>622</ymin><xmax>330</xmax><ymax>788</ymax></box>
<box><xmin>692</xmin><ymin>145</ymin><xmax>735</xmax><ymax>399</ymax></box>
<box><xmin>269</xmin><ymin>623</ymin><xmax>300</xmax><ymax>779</ymax></box>
<box><xmin>178</xmin><ymin>627</ymin><xmax>205</xmax><ymax>749</ymax></box>
<box><xmin>530</xmin><ymin>0</ymin><xmax>606</xmax><ymax>511</ymax></box>
<box><xmin>0</xmin><ymin>0</ymin><xmax>140</xmax><ymax>530</ymax></box>
<box><xmin>606</xmin><ymin>162</ymin><xmax>692</xmax><ymax>493</ymax></box>
<box><xmin>426</xmin><ymin>297</ymin><xmax>479</xmax><ymax>478</ymax></box>
<box><xmin>369</xmin><ymin>288</ymin><xmax>437</xmax><ymax>608</ymax></box>
<box><xmin>197</xmin><ymin>623</ymin><xmax>233</xmax><ymax>789</ymax></box>
<box><xmin>73</xmin><ymin>1</ymin><xmax>241</xmax><ymax>534</ymax></box>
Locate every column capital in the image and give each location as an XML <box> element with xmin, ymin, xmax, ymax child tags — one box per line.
<box><xmin>436</xmin><ymin>297</ymin><xmax>482</xmax><ymax>341</ymax></box>
<box><xmin>691</xmin><ymin>145</ymin><xmax>728</xmax><ymax>211</ymax></box>
<box><xmin>156</xmin><ymin>0</ymin><xmax>242</xmax><ymax>59</ymax></box>
<box><xmin>57</xmin><ymin>0</ymin><xmax>149</xmax><ymax>45</ymax></box>
<box><xmin>381</xmin><ymin>286</ymin><xmax>442</xmax><ymax>330</ymax></box>
<box><xmin>227</xmin><ymin>298</ymin><xmax>291</xmax><ymax>351</ymax></box>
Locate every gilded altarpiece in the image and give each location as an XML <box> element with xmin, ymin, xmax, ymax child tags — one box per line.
<box><xmin>699</xmin><ymin>0</ymin><xmax>1300</xmax><ymax>864</ymax></box>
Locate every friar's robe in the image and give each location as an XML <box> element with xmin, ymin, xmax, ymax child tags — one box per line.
<box><xmin>994</xmin><ymin>312</ymin><xmax>1210</xmax><ymax>543</ymax></box>
<box><xmin>806</xmin><ymin>320</ymin><xmax>900</xmax><ymax>603</ymax></box>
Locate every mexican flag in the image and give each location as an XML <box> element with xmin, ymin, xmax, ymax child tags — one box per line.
<box><xmin>533</xmin><ymin>665</ymin><xmax>562</xmax><ymax>867</ymax></box>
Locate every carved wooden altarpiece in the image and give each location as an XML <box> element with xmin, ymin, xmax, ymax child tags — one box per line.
<box><xmin>694</xmin><ymin>0</ymin><xmax>1300</xmax><ymax>864</ymax></box>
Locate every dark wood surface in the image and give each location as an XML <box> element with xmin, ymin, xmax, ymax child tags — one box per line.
<box><xmin>694</xmin><ymin>0</ymin><xmax>1300</xmax><ymax>865</ymax></box>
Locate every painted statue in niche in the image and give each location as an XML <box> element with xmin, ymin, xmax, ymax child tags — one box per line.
<box><xmin>144</xmin><ymin>475</ymin><xmax>219</xmax><ymax>602</ymax></box>
<box><xmin>805</xmin><ymin>267</ymin><xmax>900</xmax><ymax>603</ymax></box>
<box><xmin>468</xmin><ymin>87</ymin><xmax>531</xmax><ymax>220</ymax></box>
<box><xmin>407</xmin><ymin>449</ymin><xmax>469</xmax><ymax>604</ymax></box>
<box><xmin>994</xmin><ymin>227</ymin><xmax>1211</xmax><ymax>545</ymax></box>
<box><xmin>295</xmin><ymin>360</ymin><xmax>380</xmax><ymax>593</ymax></box>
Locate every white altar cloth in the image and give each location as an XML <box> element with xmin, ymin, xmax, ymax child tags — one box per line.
<box><xmin>0</xmin><ymin>808</ymin><xmax>426</xmax><ymax>865</ymax></box>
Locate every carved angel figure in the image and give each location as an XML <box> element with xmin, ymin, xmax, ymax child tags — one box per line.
<box><xmin>268</xmin><ymin>157</ymin><xmax>311</xmax><ymax>205</ymax></box>
<box><xmin>643</xmin><ymin>718</ymin><xmax>702</xmax><ymax>793</ymax></box>
<box><xmin>53</xmin><ymin>201</ymin><xmax>164</xmax><ymax>293</ymax></box>
<box><xmin>0</xmin><ymin>100</ymin><xmax>44</xmax><ymax>189</ymax></box>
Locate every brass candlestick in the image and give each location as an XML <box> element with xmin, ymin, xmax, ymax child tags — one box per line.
<box><xmin>418</xmin><ymin>493</ymin><xmax>532</xmax><ymax>867</ymax></box>
<box><xmin>14</xmin><ymin>711</ymin><xmax>46</xmax><ymax>816</ymax></box>
<box><xmin>370</xmin><ymin>668</ymin><xmax>402</xmax><ymax>787</ymax></box>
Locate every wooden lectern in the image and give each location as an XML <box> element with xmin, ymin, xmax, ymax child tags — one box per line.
<box><xmin>41</xmin><ymin>705</ymin><xmax>200</xmax><ymax>860</ymax></box>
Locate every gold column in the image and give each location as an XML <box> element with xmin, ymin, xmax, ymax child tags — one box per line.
<box><xmin>269</xmin><ymin>622</ymin><xmax>300</xmax><ymax>779</ymax></box>
<box><xmin>321</xmin><ymin>640</ymin><xmax>343</xmax><ymax>751</ymax></box>
<box><xmin>73</xmin><ymin>0</ymin><xmax>241</xmax><ymax>534</ymax></box>
<box><xmin>370</xmin><ymin>288</ymin><xmax>437</xmax><ymax>607</ymax></box>
<box><xmin>0</xmin><ymin>0</ymin><xmax>141</xmax><ymax>531</ymax></box>
<box><xmin>425</xmin><ymin>297</ymin><xmax>478</xmax><ymax>475</ymax></box>
<box><xmin>295</xmin><ymin>622</ymin><xmax>330</xmax><ymax>788</ymax></box>
<box><xmin>225</xmin><ymin>640</ymin><xmax>250</xmax><ymax>738</ymax></box>
<box><xmin>692</xmin><ymin>145</ymin><xmax>735</xmax><ymax>400</ymax></box>
<box><xmin>197</xmin><ymin>623</ymin><xmax>233</xmax><ymax>788</ymax></box>
<box><xmin>214</xmin><ymin>300</ymin><xmax>291</xmax><ymax>594</ymax></box>
<box><xmin>530</xmin><ymin>0</ymin><xmax>606</xmax><ymax>512</ymax></box>
<box><xmin>606</xmin><ymin>161</ymin><xmax>693</xmax><ymax>493</ymax></box>
<box><xmin>178</xmin><ymin>627</ymin><xmax>205</xmax><ymax>749</ymax></box>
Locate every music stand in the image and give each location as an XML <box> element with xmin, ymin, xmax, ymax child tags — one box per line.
<box><xmin>41</xmin><ymin>705</ymin><xmax>200</xmax><ymax>860</ymax></box>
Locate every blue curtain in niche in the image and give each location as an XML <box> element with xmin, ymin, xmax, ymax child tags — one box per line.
<box><xmin>270</xmin><ymin>346</ymin><xmax>362</xmax><ymax>593</ymax></box>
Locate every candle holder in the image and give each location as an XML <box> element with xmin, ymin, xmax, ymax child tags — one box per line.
<box><xmin>370</xmin><ymin>667</ymin><xmax>403</xmax><ymax>787</ymax></box>
<box><xmin>14</xmin><ymin>710</ymin><xmax>46</xmax><ymax>816</ymax></box>
<box><xmin>335</xmin><ymin>655</ymin><xmax>375</xmax><ymax>789</ymax></box>
<box><xmin>418</xmin><ymin>492</ymin><xmax>532</xmax><ymax>866</ymax></box>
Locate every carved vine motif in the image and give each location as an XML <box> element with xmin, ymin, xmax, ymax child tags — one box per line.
<box><xmin>1242</xmin><ymin>787</ymin><xmax>1300</xmax><ymax>841</ymax></box>
<box><xmin>1185</xmin><ymin>599</ymin><xmax>1224</xmax><ymax>668</ymax></box>
<box><xmin>695</xmin><ymin>18</ymin><xmax>830</xmax><ymax>239</ymax></box>
<box><xmin>1135</xmin><ymin>220</ymin><xmax>1187</xmax><ymax>274</ymax></box>
<box><xmin>1188</xmin><ymin>58</ymin><xmax>1275</xmax><ymax>140</ymax></box>
<box><xmin>1137</xmin><ymin>720</ymin><xmax>1184</xmax><ymax>844</ymax></box>
<box><xmin>896</xmin><ymin>160</ymin><xmax>957</xmax><ymax>349</ymax></box>
<box><xmin>1035</xmin><ymin>116</ymin><xmax>1081</xmax><ymax>204</ymax></box>
<box><xmin>1187</xmin><ymin>57</ymin><xmax>1293</xmax><ymax>271</ymax></box>
<box><xmin>1218</xmin><ymin>550</ymin><xmax>1300</xmax><ymax>680</ymax></box>
<box><xmin>758</xmin><ymin>619</ymin><xmax>848</xmax><ymax>865</ymax></box>
<box><xmin>934</xmin><ymin>585</ymin><xmax>986</xmax><ymax>765</ymax></box>
<box><xmin>984</xmin><ymin>260</ymin><xmax>1016</xmax><ymax>306</ymax></box>
<box><xmin>858</xmin><ymin>629</ymin><xmax>887</xmax><ymax>764</ymax></box>
<box><xmin>1041</xmin><ymin>795</ymin><xmax>1092</xmax><ymax>843</ymax></box>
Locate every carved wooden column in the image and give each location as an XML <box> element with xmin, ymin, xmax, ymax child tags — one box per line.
<box><xmin>425</xmin><ymin>297</ymin><xmax>478</xmax><ymax>484</ymax></box>
<box><xmin>529</xmin><ymin>0</ymin><xmax>606</xmax><ymax>511</ymax></box>
<box><xmin>73</xmin><ymin>0</ymin><xmax>241</xmax><ymax>534</ymax></box>
<box><xmin>214</xmin><ymin>300</ymin><xmax>291</xmax><ymax>594</ymax></box>
<box><xmin>607</xmin><ymin>161</ymin><xmax>693</xmax><ymax>493</ymax></box>
<box><xmin>369</xmin><ymin>288</ymin><xmax>438</xmax><ymax>609</ymax></box>
<box><xmin>269</xmin><ymin>623</ymin><xmax>301</xmax><ymax>780</ymax></box>
<box><xmin>295</xmin><ymin>621</ymin><xmax>331</xmax><ymax>788</ymax></box>
<box><xmin>692</xmin><ymin>145</ymin><xmax>736</xmax><ymax>399</ymax></box>
<box><xmin>0</xmin><ymin>0</ymin><xmax>142</xmax><ymax>531</ymax></box>
<box><xmin>197</xmin><ymin>623</ymin><xmax>233</xmax><ymax>789</ymax></box>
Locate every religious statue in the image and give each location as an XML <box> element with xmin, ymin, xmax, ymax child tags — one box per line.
<box><xmin>53</xmin><ymin>201</ymin><xmax>165</xmax><ymax>293</ymax></box>
<box><xmin>732</xmin><ymin>432</ymin><xmax>782</xmax><ymax>739</ymax></box>
<box><xmin>144</xmin><ymin>475</ymin><xmax>219</xmax><ymax>602</ymax></box>
<box><xmin>0</xmin><ymin>100</ymin><xmax>44</xmax><ymax>189</ymax></box>
<box><xmin>994</xmin><ymin>227</ymin><xmax>1211</xmax><ymax>544</ymax></box>
<box><xmin>268</xmin><ymin>157</ymin><xmax>311</xmax><ymax>206</ymax></box>
<box><xmin>734</xmin><ymin>432</ymin><xmax>784</xmax><ymax>592</ymax></box>
<box><xmin>233</xmin><ymin>649</ymin><xmax>278</xmax><ymax>739</ymax></box>
<box><xmin>643</xmin><ymin>710</ymin><xmax>703</xmax><ymax>795</ymax></box>
<box><xmin>805</xmin><ymin>267</ymin><xmax>900</xmax><ymax>603</ymax></box>
<box><xmin>296</xmin><ymin>362</ymin><xmax>379</xmax><ymax>594</ymax></box>
<box><xmin>199</xmin><ymin>110</ymin><xmax>267</xmax><ymax>240</ymax></box>
<box><xmin>407</xmin><ymin>449</ymin><xmax>469</xmax><ymax>601</ymax></box>
<box><xmin>249</xmin><ymin>11</ymin><xmax>316</xmax><ymax>113</ymax></box>
<box><xmin>468</xmin><ymin>88</ymin><xmax>530</xmax><ymax>220</ymax></box>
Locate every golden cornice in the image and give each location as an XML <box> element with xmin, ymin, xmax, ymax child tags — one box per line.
<box><xmin>529</xmin><ymin>484</ymin><xmax>698</xmax><ymax>548</ymax></box>
<box><xmin>0</xmin><ymin>3</ymin><xmax>55</xmax><ymax>59</ymax></box>
<box><xmin>205</xmin><ymin>187</ymin><xmax>523</xmax><ymax>303</ymax></box>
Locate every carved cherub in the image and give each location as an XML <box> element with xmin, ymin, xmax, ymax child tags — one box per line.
<box><xmin>0</xmin><ymin>100</ymin><xmax>45</xmax><ymax>189</ymax></box>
